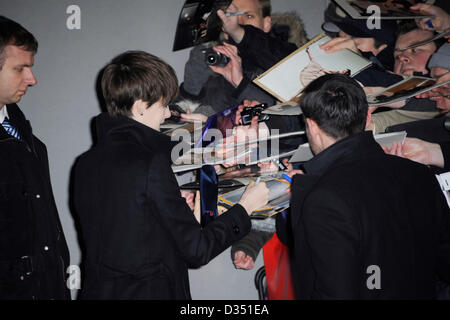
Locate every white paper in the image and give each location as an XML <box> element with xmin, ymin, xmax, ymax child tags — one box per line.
<box><xmin>254</xmin><ymin>34</ymin><xmax>372</xmax><ymax>102</ymax></box>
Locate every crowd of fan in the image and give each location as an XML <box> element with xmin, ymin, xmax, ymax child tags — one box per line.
<box><xmin>173</xmin><ymin>0</ymin><xmax>450</xmax><ymax>299</ymax></box>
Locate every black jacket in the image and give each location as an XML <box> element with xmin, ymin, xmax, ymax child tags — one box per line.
<box><xmin>73</xmin><ymin>113</ymin><xmax>251</xmax><ymax>300</ymax></box>
<box><xmin>277</xmin><ymin>131</ymin><xmax>450</xmax><ymax>299</ymax></box>
<box><xmin>233</xmin><ymin>24</ymin><xmax>298</xmax><ymax>72</ymax></box>
<box><xmin>178</xmin><ymin>25</ymin><xmax>298</xmax><ymax>114</ymax></box>
<box><xmin>0</xmin><ymin>104</ymin><xmax>70</xmax><ymax>300</ymax></box>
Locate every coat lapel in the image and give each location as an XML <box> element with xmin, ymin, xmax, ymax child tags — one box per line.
<box><xmin>3</xmin><ymin>104</ymin><xmax>36</xmax><ymax>154</ymax></box>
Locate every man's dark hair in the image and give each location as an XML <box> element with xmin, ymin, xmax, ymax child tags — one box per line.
<box><xmin>258</xmin><ymin>0</ymin><xmax>271</xmax><ymax>18</ymax></box>
<box><xmin>395</xmin><ymin>20</ymin><xmax>446</xmax><ymax>50</ymax></box>
<box><xmin>101</xmin><ymin>51</ymin><xmax>179</xmax><ymax>117</ymax></box>
<box><xmin>395</xmin><ymin>20</ymin><xmax>419</xmax><ymax>39</ymax></box>
<box><xmin>0</xmin><ymin>16</ymin><xmax>38</xmax><ymax>69</ymax></box>
<box><xmin>300</xmin><ymin>74</ymin><xmax>368</xmax><ymax>140</ymax></box>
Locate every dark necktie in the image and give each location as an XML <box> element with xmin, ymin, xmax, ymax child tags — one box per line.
<box><xmin>2</xmin><ymin>117</ymin><xmax>21</xmax><ymax>139</ymax></box>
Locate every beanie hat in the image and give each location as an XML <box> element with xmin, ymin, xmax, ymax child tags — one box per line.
<box><xmin>428</xmin><ymin>43</ymin><xmax>450</xmax><ymax>71</ymax></box>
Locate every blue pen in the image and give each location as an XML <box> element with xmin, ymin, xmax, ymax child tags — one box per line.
<box><xmin>282</xmin><ymin>173</ymin><xmax>292</xmax><ymax>184</ymax></box>
<box><xmin>225</xmin><ymin>11</ymin><xmax>245</xmax><ymax>17</ymax></box>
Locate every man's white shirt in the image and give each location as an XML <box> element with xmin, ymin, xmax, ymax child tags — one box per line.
<box><xmin>0</xmin><ymin>105</ymin><xmax>9</xmax><ymax>124</ymax></box>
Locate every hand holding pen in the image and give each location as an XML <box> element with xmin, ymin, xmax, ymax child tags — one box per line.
<box><xmin>280</xmin><ymin>158</ymin><xmax>304</xmax><ymax>194</ymax></box>
<box><xmin>411</xmin><ymin>3</ymin><xmax>450</xmax><ymax>32</ymax></box>
<box><xmin>217</xmin><ymin>5</ymin><xmax>246</xmax><ymax>44</ymax></box>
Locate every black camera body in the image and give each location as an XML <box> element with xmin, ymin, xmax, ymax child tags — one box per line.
<box><xmin>240</xmin><ymin>103</ymin><xmax>270</xmax><ymax>125</ymax></box>
<box><xmin>203</xmin><ymin>48</ymin><xmax>230</xmax><ymax>67</ymax></box>
<box><xmin>167</xmin><ymin>103</ymin><xmax>186</xmax><ymax>123</ymax></box>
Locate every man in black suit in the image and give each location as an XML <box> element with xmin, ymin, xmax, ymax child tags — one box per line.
<box><xmin>277</xmin><ymin>74</ymin><xmax>450</xmax><ymax>299</ymax></box>
<box><xmin>0</xmin><ymin>16</ymin><xmax>70</xmax><ymax>299</ymax></box>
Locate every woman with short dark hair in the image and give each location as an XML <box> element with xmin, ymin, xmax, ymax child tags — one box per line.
<box><xmin>73</xmin><ymin>51</ymin><xmax>269</xmax><ymax>300</ymax></box>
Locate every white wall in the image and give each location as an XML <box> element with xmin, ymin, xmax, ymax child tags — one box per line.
<box><xmin>0</xmin><ymin>0</ymin><xmax>328</xmax><ymax>299</ymax></box>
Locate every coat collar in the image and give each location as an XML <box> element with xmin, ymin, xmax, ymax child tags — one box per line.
<box><xmin>0</xmin><ymin>104</ymin><xmax>35</xmax><ymax>151</ymax></box>
<box><xmin>302</xmin><ymin>131</ymin><xmax>382</xmax><ymax>176</ymax></box>
<box><xmin>95</xmin><ymin>112</ymin><xmax>179</xmax><ymax>155</ymax></box>
<box><xmin>290</xmin><ymin>131</ymin><xmax>382</xmax><ymax>228</ymax></box>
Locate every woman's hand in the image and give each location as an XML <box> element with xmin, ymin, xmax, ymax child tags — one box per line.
<box><xmin>238</xmin><ymin>181</ymin><xmax>269</xmax><ymax>215</ymax></box>
<box><xmin>180</xmin><ymin>109</ymin><xmax>208</xmax><ymax>123</ymax></box>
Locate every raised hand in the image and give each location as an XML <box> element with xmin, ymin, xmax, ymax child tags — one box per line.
<box><xmin>209</xmin><ymin>42</ymin><xmax>243</xmax><ymax>87</ymax></box>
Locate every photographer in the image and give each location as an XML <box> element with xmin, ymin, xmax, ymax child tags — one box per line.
<box><xmin>176</xmin><ymin>0</ymin><xmax>302</xmax><ymax>118</ymax></box>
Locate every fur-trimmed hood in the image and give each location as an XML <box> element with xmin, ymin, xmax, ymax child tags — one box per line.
<box><xmin>271</xmin><ymin>11</ymin><xmax>308</xmax><ymax>48</ymax></box>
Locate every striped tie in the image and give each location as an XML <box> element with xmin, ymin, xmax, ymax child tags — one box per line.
<box><xmin>2</xmin><ymin>118</ymin><xmax>21</xmax><ymax>139</ymax></box>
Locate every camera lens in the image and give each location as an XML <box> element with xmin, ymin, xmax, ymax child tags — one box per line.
<box><xmin>204</xmin><ymin>48</ymin><xmax>229</xmax><ymax>67</ymax></box>
<box><xmin>206</xmin><ymin>53</ymin><xmax>217</xmax><ymax>65</ymax></box>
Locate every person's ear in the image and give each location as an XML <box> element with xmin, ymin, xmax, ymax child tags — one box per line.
<box><xmin>306</xmin><ymin>118</ymin><xmax>319</xmax><ymax>136</ymax></box>
<box><xmin>130</xmin><ymin>99</ymin><xmax>145</xmax><ymax>118</ymax></box>
<box><xmin>263</xmin><ymin>16</ymin><xmax>271</xmax><ymax>33</ymax></box>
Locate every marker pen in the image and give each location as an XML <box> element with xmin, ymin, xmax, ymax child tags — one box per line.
<box><xmin>282</xmin><ymin>173</ymin><xmax>292</xmax><ymax>184</ymax></box>
<box><xmin>225</xmin><ymin>11</ymin><xmax>245</xmax><ymax>17</ymax></box>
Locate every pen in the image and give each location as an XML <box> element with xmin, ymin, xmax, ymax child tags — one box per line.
<box><xmin>275</xmin><ymin>159</ymin><xmax>287</xmax><ymax>171</ymax></box>
<box><xmin>225</xmin><ymin>11</ymin><xmax>245</xmax><ymax>17</ymax></box>
<box><xmin>255</xmin><ymin>177</ymin><xmax>261</xmax><ymax>184</ymax></box>
<box><xmin>282</xmin><ymin>173</ymin><xmax>292</xmax><ymax>184</ymax></box>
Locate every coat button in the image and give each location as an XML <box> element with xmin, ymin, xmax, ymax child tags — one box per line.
<box><xmin>233</xmin><ymin>226</ymin><xmax>240</xmax><ymax>234</ymax></box>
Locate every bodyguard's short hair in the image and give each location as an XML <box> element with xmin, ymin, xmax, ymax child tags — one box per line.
<box><xmin>0</xmin><ymin>16</ymin><xmax>38</xmax><ymax>69</ymax></box>
<box><xmin>101</xmin><ymin>51</ymin><xmax>179</xmax><ymax>117</ymax></box>
<box><xmin>300</xmin><ymin>74</ymin><xmax>367</xmax><ymax>140</ymax></box>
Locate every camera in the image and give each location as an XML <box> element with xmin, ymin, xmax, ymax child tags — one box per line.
<box><xmin>203</xmin><ymin>48</ymin><xmax>230</xmax><ymax>67</ymax></box>
<box><xmin>240</xmin><ymin>103</ymin><xmax>270</xmax><ymax>125</ymax></box>
<box><xmin>167</xmin><ymin>104</ymin><xmax>186</xmax><ymax>123</ymax></box>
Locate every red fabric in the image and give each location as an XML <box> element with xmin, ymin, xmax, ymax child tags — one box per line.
<box><xmin>262</xmin><ymin>232</ymin><xmax>295</xmax><ymax>300</ymax></box>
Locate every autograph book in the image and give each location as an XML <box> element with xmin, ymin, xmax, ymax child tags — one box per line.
<box><xmin>253</xmin><ymin>33</ymin><xmax>372</xmax><ymax>102</ymax></box>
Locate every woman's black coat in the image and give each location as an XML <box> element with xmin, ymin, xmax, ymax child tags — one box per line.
<box><xmin>73</xmin><ymin>113</ymin><xmax>251</xmax><ymax>299</ymax></box>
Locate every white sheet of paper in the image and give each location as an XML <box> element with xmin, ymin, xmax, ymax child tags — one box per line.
<box><xmin>262</xmin><ymin>103</ymin><xmax>302</xmax><ymax>116</ymax></box>
<box><xmin>435</xmin><ymin>172</ymin><xmax>450</xmax><ymax>207</ymax></box>
<box><xmin>254</xmin><ymin>34</ymin><xmax>371</xmax><ymax>102</ymax></box>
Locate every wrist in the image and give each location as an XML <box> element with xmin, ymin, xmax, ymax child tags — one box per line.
<box><xmin>232</xmin><ymin>74</ymin><xmax>244</xmax><ymax>88</ymax></box>
<box><xmin>230</xmin><ymin>27</ymin><xmax>245</xmax><ymax>44</ymax></box>
<box><xmin>429</xmin><ymin>143</ymin><xmax>445</xmax><ymax>168</ymax></box>
<box><xmin>238</xmin><ymin>199</ymin><xmax>254</xmax><ymax>216</ymax></box>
